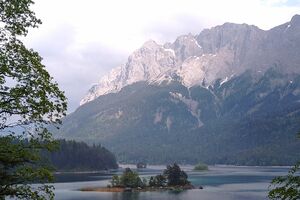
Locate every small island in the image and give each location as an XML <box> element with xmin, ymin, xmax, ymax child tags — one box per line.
<box><xmin>81</xmin><ymin>163</ymin><xmax>195</xmax><ymax>192</ymax></box>
<box><xmin>136</xmin><ymin>162</ymin><xmax>147</xmax><ymax>169</ymax></box>
<box><xmin>193</xmin><ymin>163</ymin><xmax>208</xmax><ymax>171</ymax></box>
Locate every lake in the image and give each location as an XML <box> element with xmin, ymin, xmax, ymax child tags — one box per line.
<box><xmin>53</xmin><ymin>165</ymin><xmax>290</xmax><ymax>200</ymax></box>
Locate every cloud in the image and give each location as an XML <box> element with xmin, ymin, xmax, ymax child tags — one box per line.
<box><xmin>262</xmin><ymin>0</ymin><xmax>300</xmax><ymax>6</ymax></box>
<box><xmin>22</xmin><ymin>0</ymin><xmax>300</xmax><ymax>112</ymax></box>
<box><xmin>142</xmin><ymin>15</ymin><xmax>211</xmax><ymax>43</ymax></box>
<box><xmin>24</xmin><ymin>25</ymin><xmax>127</xmax><ymax>112</ymax></box>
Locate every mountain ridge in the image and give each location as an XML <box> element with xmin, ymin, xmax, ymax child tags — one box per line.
<box><xmin>57</xmin><ymin>15</ymin><xmax>300</xmax><ymax>165</ymax></box>
<box><xmin>80</xmin><ymin>15</ymin><xmax>300</xmax><ymax>105</ymax></box>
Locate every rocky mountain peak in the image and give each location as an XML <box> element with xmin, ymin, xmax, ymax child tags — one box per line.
<box><xmin>197</xmin><ymin>22</ymin><xmax>264</xmax><ymax>54</ymax></box>
<box><xmin>290</xmin><ymin>14</ymin><xmax>300</xmax><ymax>26</ymax></box>
<box><xmin>171</xmin><ymin>33</ymin><xmax>203</xmax><ymax>62</ymax></box>
<box><xmin>80</xmin><ymin>39</ymin><xmax>177</xmax><ymax>105</ymax></box>
<box><xmin>60</xmin><ymin>15</ymin><xmax>300</xmax><ymax>166</ymax></box>
<box><xmin>287</xmin><ymin>14</ymin><xmax>300</xmax><ymax>39</ymax></box>
<box><xmin>141</xmin><ymin>39</ymin><xmax>159</xmax><ymax>49</ymax></box>
<box><xmin>80</xmin><ymin>15</ymin><xmax>300</xmax><ymax>105</ymax></box>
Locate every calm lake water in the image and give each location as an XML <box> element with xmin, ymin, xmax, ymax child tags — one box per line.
<box><xmin>53</xmin><ymin>165</ymin><xmax>290</xmax><ymax>200</ymax></box>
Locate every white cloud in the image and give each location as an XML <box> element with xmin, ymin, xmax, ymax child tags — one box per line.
<box><xmin>22</xmin><ymin>0</ymin><xmax>300</xmax><ymax>112</ymax></box>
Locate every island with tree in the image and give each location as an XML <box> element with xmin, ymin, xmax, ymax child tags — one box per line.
<box><xmin>81</xmin><ymin>163</ymin><xmax>195</xmax><ymax>192</ymax></box>
<box><xmin>193</xmin><ymin>163</ymin><xmax>209</xmax><ymax>171</ymax></box>
<box><xmin>136</xmin><ymin>162</ymin><xmax>147</xmax><ymax>169</ymax></box>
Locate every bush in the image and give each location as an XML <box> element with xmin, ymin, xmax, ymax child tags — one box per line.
<box><xmin>268</xmin><ymin>162</ymin><xmax>300</xmax><ymax>200</ymax></box>
<box><xmin>163</xmin><ymin>163</ymin><xmax>190</xmax><ymax>186</ymax></box>
<box><xmin>149</xmin><ymin>175</ymin><xmax>167</xmax><ymax>187</ymax></box>
<box><xmin>111</xmin><ymin>168</ymin><xmax>144</xmax><ymax>188</ymax></box>
<box><xmin>194</xmin><ymin>163</ymin><xmax>208</xmax><ymax>171</ymax></box>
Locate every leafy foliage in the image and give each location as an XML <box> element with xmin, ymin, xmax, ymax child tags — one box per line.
<box><xmin>0</xmin><ymin>0</ymin><xmax>67</xmax><ymax>199</ymax></box>
<box><xmin>47</xmin><ymin>139</ymin><xmax>118</xmax><ymax>171</ymax></box>
<box><xmin>194</xmin><ymin>163</ymin><xmax>208</xmax><ymax>171</ymax></box>
<box><xmin>0</xmin><ymin>136</ymin><xmax>57</xmax><ymax>200</ymax></box>
<box><xmin>111</xmin><ymin>168</ymin><xmax>144</xmax><ymax>188</ymax></box>
<box><xmin>111</xmin><ymin>175</ymin><xmax>121</xmax><ymax>187</ymax></box>
<box><xmin>149</xmin><ymin>174</ymin><xmax>167</xmax><ymax>187</ymax></box>
<box><xmin>120</xmin><ymin>168</ymin><xmax>143</xmax><ymax>188</ymax></box>
<box><xmin>0</xmin><ymin>0</ymin><xmax>66</xmax><ymax>131</ymax></box>
<box><xmin>110</xmin><ymin>165</ymin><xmax>190</xmax><ymax>189</ymax></box>
<box><xmin>268</xmin><ymin>162</ymin><xmax>300</xmax><ymax>200</ymax></box>
<box><xmin>163</xmin><ymin>163</ymin><xmax>189</xmax><ymax>186</ymax></box>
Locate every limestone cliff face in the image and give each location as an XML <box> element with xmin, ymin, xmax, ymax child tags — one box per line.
<box><xmin>80</xmin><ymin>15</ymin><xmax>300</xmax><ymax>106</ymax></box>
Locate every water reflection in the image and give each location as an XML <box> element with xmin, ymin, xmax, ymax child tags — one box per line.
<box><xmin>112</xmin><ymin>192</ymin><xmax>140</xmax><ymax>200</ymax></box>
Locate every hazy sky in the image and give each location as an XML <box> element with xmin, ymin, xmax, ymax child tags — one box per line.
<box><xmin>23</xmin><ymin>0</ymin><xmax>300</xmax><ymax>112</ymax></box>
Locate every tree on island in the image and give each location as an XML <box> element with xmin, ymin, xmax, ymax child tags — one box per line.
<box><xmin>149</xmin><ymin>174</ymin><xmax>167</xmax><ymax>187</ymax></box>
<box><xmin>163</xmin><ymin>163</ymin><xmax>190</xmax><ymax>186</ymax></box>
<box><xmin>0</xmin><ymin>0</ymin><xmax>67</xmax><ymax>199</ymax></box>
<box><xmin>110</xmin><ymin>164</ymin><xmax>191</xmax><ymax>190</ymax></box>
<box><xmin>194</xmin><ymin>163</ymin><xmax>208</xmax><ymax>171</ymax></box>
<box><xmin>111</xmin><ymin>168</ymin><xmax>145</xmax><ymax>188</ymax></box>
<box><xmin>111</xmin><ymin>175</ymin><xmax>121</xmax><ymax>187</ymax></box>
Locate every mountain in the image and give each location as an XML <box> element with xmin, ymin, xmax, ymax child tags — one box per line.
<box><xmin>56</xmin><ymin>15</ymin><xmax>300</xmax><ymax>165</ymax></box>
<box><xmin>80</xmin><ymin>15</ymin><xmax>300</xmax><ymax>105</ymax></box>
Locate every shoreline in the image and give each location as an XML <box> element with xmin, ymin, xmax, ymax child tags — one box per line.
<box><xmin>53</xmin><ymin>165</ymin><xmax>292</xmax><ymax>174</ymax></box>
<box><xmin>54</xmin><ymin>169</ymin><xmax>118</xmax><ymax>174</ymax></box>
<box><xmin>80</xmin><ymin>185</ymin><xmax>197</xmax><ymax>193</ymax></box>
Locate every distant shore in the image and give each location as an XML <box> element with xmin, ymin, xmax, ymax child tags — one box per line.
<box><xmin>80</xmin><ymin>185</ymin><xmax>196</xmax><ymax>193</ymax></box>
<box><xmin>54</xmin><ymin>169</ymin><xmax>116</xmax><ymax>174</ymax></box>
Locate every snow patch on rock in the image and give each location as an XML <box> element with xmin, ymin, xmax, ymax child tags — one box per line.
<box><xmin>166</xmin><ymin>116</ymin><xmax>172</xmax><ymax>131</ymax></box>
<box><xmin>115</xmin><ymin>110</ymin><xmax>123</xmax><ymax>119</ymax></box>
<box><xmin>80</xmin><ymin>35</ymin><xmax>236</xmax><ymax>105</ymax></box>
<box><xmin>154</xmin><ymin>109</ymin><xmax>163</xmax><ymax>124</ymax></box>
<box><xmin>163</xmin><ymin>48</ymin><xmax>175</xmax><ymax>57</ymax></box>
<box><xmin>220</xmin><ymin>77</ymin><xmax>229</xmax><ymax>86</ymax></box>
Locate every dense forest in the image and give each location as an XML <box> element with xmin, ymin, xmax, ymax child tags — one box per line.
<box><xmin>46</xmin><ymin>140</ymin><xmax>118</xmax><ymax>171</ymax></box>
<box><xmin>56</xmin><ymin>68</ymin><xmax>300</xmax><ymax>166</ymax></box>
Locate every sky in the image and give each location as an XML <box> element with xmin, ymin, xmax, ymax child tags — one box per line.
<box><xmin>22</xmin><ymin>0</ymin><xmax>300</xmax><ymax>112</ymax></box>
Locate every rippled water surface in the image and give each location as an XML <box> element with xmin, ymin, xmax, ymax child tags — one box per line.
<box><xmin>53</xmin><ymin>165</ymin><xmax>289</xmax><ymax>200</ymax></box>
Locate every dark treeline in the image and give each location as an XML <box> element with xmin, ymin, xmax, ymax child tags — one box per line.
<box><xmin>46</xmin><ymin>139</ymin><xmax>118</xmax><ymax>171</ymax></box>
